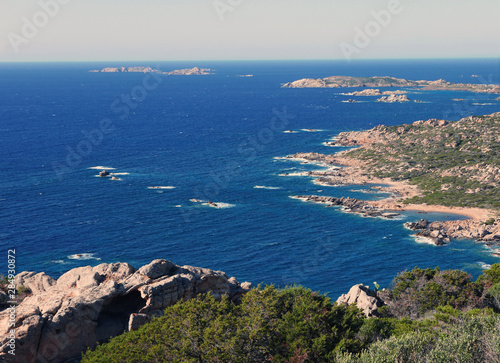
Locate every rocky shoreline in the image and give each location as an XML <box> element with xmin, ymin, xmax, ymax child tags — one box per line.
<box><xmin>0</xmin><ymin>260</ymin><xmax>251</xmax><ymax>363</ymax></box>
<box><xmin>292</xmin><ymin>195</ymin><xmax>400</xmax><ymax>219</ymax></box>
<box><xmin>282</xmin><ymin>146</ymin><xmax>499</xmax><ymax>247</ymax></box>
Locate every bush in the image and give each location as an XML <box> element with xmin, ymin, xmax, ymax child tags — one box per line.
<box><xmin>478</xmin><ymin>263</ymin><xmax>500</xmax><ymax>285</ymax></box>
<box><xmin>385</xmin><ymin>267</ymin><xmax>485</xmax><ymax>318</ymax></box>
<box><xmin>82</xmin><ymin>286</ymin><xmax>367</xmax><ymax>363</ymax></box>
<box><xmin>339</xmin><ymin>316</ymin><xmax>500</xmax><ymax>363</ymax></box>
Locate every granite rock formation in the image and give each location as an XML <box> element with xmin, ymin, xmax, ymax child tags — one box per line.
<box><xmin>336</xmin><ymin>284</ymin><xmax>384</xmax><ymax>317</ymax></box>
<box><xmin>0</xmin><ymin>260</ymin><xmax>251</xmax><ymax>363</ymax></box>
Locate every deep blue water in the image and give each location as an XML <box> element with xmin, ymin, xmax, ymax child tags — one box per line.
<box><xmin>1</xmin><ymin>59</ymin><xmax>500</xmax><ymax>298</ymax></box>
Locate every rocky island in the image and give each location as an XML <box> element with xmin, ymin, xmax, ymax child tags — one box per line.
<box><xmin>282</xmin><ymin>75</ymin><xmax>500</xmax><ymax>94</ymax></box>
<box><xmin>89</xmin><ymin>66</ymin><xmax>213</xmax><ymax>75</ymax></box>
<box><xmin>284</xmin><ymin>112</ymin><xmax>500</xmax><ymax>246</ymax></box>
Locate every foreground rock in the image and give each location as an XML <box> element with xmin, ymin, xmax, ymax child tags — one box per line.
<box><xmin>0</xmin><ymin>260</ymin><xmax>251</xmax><ymax>363</ymax></box>
<box><xmin>337</xmin><ymin>284</ymin><xmax>384</xmax><ymax>317</ymax></box>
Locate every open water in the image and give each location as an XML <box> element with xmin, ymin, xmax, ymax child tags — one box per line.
<box><xmin>1</xmin><ymin>59</ymin><xmax>499</xmax><ymax>298</ymax></box>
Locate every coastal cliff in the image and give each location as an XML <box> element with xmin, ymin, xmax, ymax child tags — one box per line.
<box><xmin>0</xmin><ymin>260</ymin><xmax>251</xmax><ymax>363</ymax></box>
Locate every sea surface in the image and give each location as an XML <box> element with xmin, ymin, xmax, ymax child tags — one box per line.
<box><xmin>1</xmin><ymin>59</ymin><xmax>500</xmax><ymax>298</ymax></box>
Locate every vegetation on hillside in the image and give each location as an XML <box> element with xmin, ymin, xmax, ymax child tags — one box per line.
<box><xmin>82</xmin><ymin>264</ymin><xmax>500</xmax><ymax>362</ymax></box>
<box><xmin>345</xmin><ymin>113</ymin><xmax>500</xmax><ymax>209</ymax></box>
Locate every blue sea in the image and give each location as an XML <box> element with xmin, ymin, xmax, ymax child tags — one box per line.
<box><xmin>1</xmin><ymin>59</ymin><xmax>500</xmax><ymax>299</ymax></box>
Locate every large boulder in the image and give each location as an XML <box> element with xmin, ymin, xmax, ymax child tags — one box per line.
<box><xmin>336</xmin><ymin>284</ymin><xmax>383</xmax><ymax>317</ymax></box>
<box><xmin>0</xmin><ymin>259</ymin><xmax>251</xmax><ymax>363</ymax></box>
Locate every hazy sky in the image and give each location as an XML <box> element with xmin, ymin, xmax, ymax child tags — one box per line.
<box><xmin>1</xmin><ymin>0</ymin><xmax>499</xmax><ymax>61</ymax></box>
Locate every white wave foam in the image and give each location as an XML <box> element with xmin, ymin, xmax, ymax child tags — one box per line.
<box><xmin>478</xmin><ymin>262</ymin><xmax>492</xmax><ymax>270</ymax></box>
<box><xmin>110</xmin><ymin>172</ymin><xmax>130</xmax><ymax>176</ymax></box>
<box><xmin>283</xmin><ymin>130</ymin><xmax>299</xmax><ymax>133</ymax></box>
<box><xmin>67</xmin><ymin>253</ymin><xmax>101</xmax><ymax>261</ymax></box>
<box><xmin>88</xmin><ymin>166</ymin><xmax>116</xmax><ymax>170</ymax></box>
<box><xmin>202</xmin><ymin>202</ymin><xmax>236</xmax><ymax>209</ymax></box>
<box><xmin>254</xmin><ymin>185</ymin><xmax>281</xmax><ymax>190</ymax></box>
<box><xmin>300</xmin><ymin>129</ymin><xmax>324</xmax><ymax>132</ymax></box>
<box><xmin>413</xmin><ymin>235</ymin><xmax>438</xmax><ymax>246</ymax></box>
<box><xmin>52</xmin><ymin>260</ymin><xmax>70</xmax><ymax>264</ymax></box>
<box><xmin>148</xmin><ymin>186</ymin><xmax>176</xmax><ymax>190</ymax></box>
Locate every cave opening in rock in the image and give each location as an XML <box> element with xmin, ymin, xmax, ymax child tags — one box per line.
<box><xmin>95</xmin><ymin>290</ymin><xmax>147</xmax><ymax>343</ymax></box>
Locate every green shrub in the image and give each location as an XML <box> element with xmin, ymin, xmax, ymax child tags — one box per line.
<box><xmin>339</xmin><ymin>316</ymin><xmax>500</xmax><ymax>363</ymax></box>
<box><xmin>82</xmin><ymin>286</ymin><xmax>367</xmax><ymax>363</ymax></box>
<box><xmin>478</xmin><ymin>263</ymin><xmax>500</xmax><ymax>285</ymax></box>
<box><xmin>386</xmin><ymin>267</ymin><xmax>485</xmax><ymax>318</ymax></box>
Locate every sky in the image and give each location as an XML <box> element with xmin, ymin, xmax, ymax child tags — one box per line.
<box><xmin>0</xmin><ymin>0</ymin><xmax>499</xmax><ymax>62</ymax></box>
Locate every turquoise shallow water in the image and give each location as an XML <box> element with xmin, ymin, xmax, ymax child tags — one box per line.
<box><xmin>1</xmin><ymin>59</ymin><xmax>499</xmax><ymax>298</ymax></box>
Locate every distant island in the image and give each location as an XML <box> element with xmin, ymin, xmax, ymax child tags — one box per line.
<box><xmin>282</xmin><ymin>75</ymin><xmax>500</xmax><ymax>94</ymax></box>
<box><xmin>284</xmin><ymin>112</ymin><xmax>500</xmax><ymax>246</ymax></box>
<box><xmin>89</xmin><ymin>66</ymin><xmax>213</xmax><ymax>75</ymax></box>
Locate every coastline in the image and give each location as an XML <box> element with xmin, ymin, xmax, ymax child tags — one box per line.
<box><xmin>281</xmin><ymin>122</ymin><xmax>500</xmax><ymax>246</ymax></box>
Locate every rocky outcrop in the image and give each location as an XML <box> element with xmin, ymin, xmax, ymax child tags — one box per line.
<box><xmin>166</xmin><ymin>67</ymin><xmax>212</xmax><ymax>75</ymax></box>
<box><xmin>337</xmin><ymin>284</ymin><xmax>383</xmax><ymax>317</ymax></box>
<box><xmin>405</xmin><ymin>219</ymin><xmax>450</xmax><ymax>245</ymax></box>
<box><xmin>430</xmin><ymin>220</ymin><xmax>500</xmax><ymax>243</ymax></box>
<box><xmin>342</xmin><ymin>89</ymin><xmax>408</xmax><ymax>96</ymax></box>
<box><xmin>376</xmin><ymin>94</ymin><xmax>411</xmax><ymax>103</ymax></box>
<box><xmin>404</xmin><ymin>218</ymin><xmax>500</xmax><ymax>245</ymax></box>
<box><xmin>0</xmin><ymin>260</ymin><xmax>251</xmax><ymax>363</ymax></box>
<box><xmin>293</xmin><ymin>195</ymin><xmax>400</xmax><ymax>219</ymax></box>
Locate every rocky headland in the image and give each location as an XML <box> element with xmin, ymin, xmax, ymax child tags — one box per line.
<box><xmin>292</xmin><ymin>195</ymin><xmax>400</xmax><ymax>219</ymax></box>
<box><xmin>282</xmin><ymin>75</ymin><xmax>500</xmax><ymax>94</ymax></box>
<box><xmin>0</xmin><ymin>259</ymin><xmax>251</xmax><ymax>363</ymax></box>
<box><xmin>89</xmin><ymin>66</ymin><xmax>213</xmax><ymax>75</ymax></box>
<box><xmin>282</xmin><ymin>112</ymin><xmax>500</xmax><ymax>247</ymax></box>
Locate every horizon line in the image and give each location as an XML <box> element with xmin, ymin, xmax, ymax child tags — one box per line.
<box><xmin>0</xmin><ymin>56</ymin><xmax>499</xmax><ymax>64</ymax></box>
